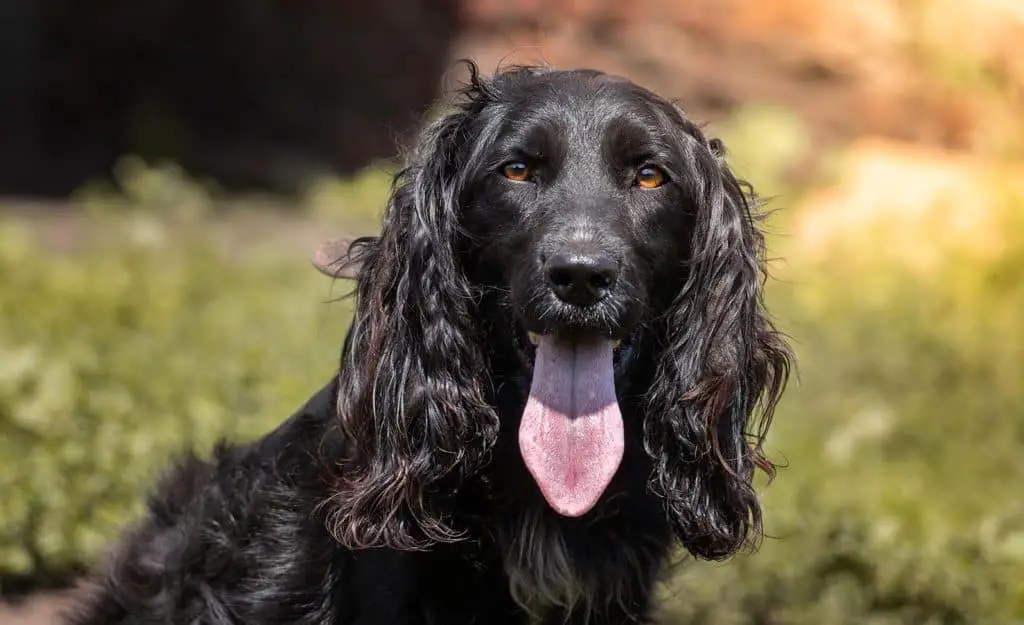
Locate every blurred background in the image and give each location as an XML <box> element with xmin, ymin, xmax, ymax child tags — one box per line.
<box><xmin>1</xmin><ymin>0</ymin><xmax>1022</xmax><ymax>623</ymax></box>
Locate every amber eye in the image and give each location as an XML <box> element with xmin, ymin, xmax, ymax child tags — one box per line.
<box><xmin>635</xmin><ymin>165</ymin><xmax>666</xmax><ymax>189</ymax></box>
<box><xmin>502</xmin><ymin>162</ymin><xmax>531</xmax><ymax>182</ymax></box>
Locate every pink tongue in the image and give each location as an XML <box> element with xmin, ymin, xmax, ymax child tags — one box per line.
<box><xmin>518</xmin><ymin>335</ymin><xmax>624</xmax><ymax>517</ymax></box>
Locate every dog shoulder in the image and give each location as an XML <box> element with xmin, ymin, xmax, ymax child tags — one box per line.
<box><xmin>65</xmin><ymin>379</ymin><xmax>343</xmax><ymax>625</ymax></box>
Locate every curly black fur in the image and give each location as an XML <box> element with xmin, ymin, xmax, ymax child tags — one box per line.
<box><xmin>66</xmin><ymin>62</ymin><xmax>792</xmax><ymax>625</ymax></box>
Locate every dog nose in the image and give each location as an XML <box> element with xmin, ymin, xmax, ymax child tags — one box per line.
<box><xmin>545</xmin><ymin>252</ymin><xmax>619</xmax><ymax>306</ymax></box>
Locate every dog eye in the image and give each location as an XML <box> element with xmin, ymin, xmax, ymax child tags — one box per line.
<box><xmin>501</xmin><ymin>162</ymin><xmax>532</xmax><ymax>182</ymax></box>
<box><xmin>635</xmin><ymin>165</ymin><xmax>666</xmax><ymax>189</ymax></box>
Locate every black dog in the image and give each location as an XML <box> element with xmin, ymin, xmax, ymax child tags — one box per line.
<box><xmin>67</xmin><ymin>63</ymin><xmax>792</xmax><ymax>625</ymax></box>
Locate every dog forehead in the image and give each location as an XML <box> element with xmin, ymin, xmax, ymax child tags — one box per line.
<box><xmin>501</xmin><ymin>80</ymin><xmax>666</xmax><ymax>144</ymax></box>
<box><xmin>502</xmin><ymin>70</ymin><xmax>655</xmax><ymax>113</ymax></box>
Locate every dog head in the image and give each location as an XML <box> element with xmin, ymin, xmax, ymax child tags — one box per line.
<box><xmin>320</xmin><ymin>63</ymin><xmax>792</xmax><ymax>560</ymax></box>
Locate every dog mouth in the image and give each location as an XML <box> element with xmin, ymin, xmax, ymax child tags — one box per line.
<box><xmin>519</xmin><ymin>329</ymin><xmax>634</xmax><ymax>366</ymax></box>
<box><xmin>516</xmin><ymin>327</ymin><xmax>629</xmax><ymax>518</ymax></box>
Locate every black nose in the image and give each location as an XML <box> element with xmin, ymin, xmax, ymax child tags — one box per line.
<box><xmin>545</xmin><ymin>252</ymin><xmax>619</xmax><ymax>306</ymax></box>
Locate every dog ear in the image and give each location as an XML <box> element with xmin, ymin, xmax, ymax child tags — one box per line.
<box><xmin>310</xmin><ymin>237</ymin><xmax>368</xmax><ymax>280</ymax></box>
<box><xmin>323</xmin><ymin>62</ymin><xmax>499</xmax><ymax>551</ymax></box>
<box><xmin>644</xmin><ymin>133</ymin><xmax>792</xmax><ymax>561</ymax></box>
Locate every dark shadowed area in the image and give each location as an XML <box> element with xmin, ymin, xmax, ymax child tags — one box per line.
<box><xmin>0</xmin><ymin>0</ymin><xmax>461</xmax><ymax>195</ymax></box>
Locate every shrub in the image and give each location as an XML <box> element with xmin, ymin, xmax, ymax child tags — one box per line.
<box><xmin>1</xmin><ymin>148</ymin><xmax>1021</xmax><ymax>623</ymax></box>
<box><xmin>658</xmin><ymin>146</ymin><xmax>1024</xmax><ymax>623</ymax></box>
<box><xmin>0</xmin><ymin>207</ymin><xmax>349</xmax><ymax>587</ymax></box>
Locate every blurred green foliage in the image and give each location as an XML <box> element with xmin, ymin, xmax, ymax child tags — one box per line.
<box><xmin>658</xmin><ymin>274</ymin><xmax>1024</xmax><ymax>622</ymax></box>
<box><xmin>1</xmin><ymin>138</ymin><xmax>1022</xmax><ymax>623</ymax></box>
<box><xmin>0</xmin><ymin>192</ymin><xmax>349</xmax><ymax>586</ymax></box>
<box><xmin>713</xmin><ymin>102</ymin><xmax>814</xmax><ymax>200</ymax></box>
<box><xmin>300</xmin><ymin>163</ymin><xmax>395</xmax><ymax>226</ymax></box>
<box><xmin>658</xmin><ymin>157</ymin><xmax>1024</xmax><ymax>623</ymax></box>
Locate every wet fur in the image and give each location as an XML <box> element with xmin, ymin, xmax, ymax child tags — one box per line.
<box><xmin>67</xmin><ymin>62</ymin><xmax>792</xmax><ymax>625</ymax></box>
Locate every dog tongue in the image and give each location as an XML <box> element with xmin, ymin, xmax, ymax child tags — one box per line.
<box><xmin>519</xmin><ymin>335</ymin><xmax>624</xmax><ymax>517</ymax></box>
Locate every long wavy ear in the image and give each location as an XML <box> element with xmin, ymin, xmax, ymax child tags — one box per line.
<box><xmin>644</xmin><ymin>131</ymin><xmax>793</xmax><ymax>560</ymax></box>
<box><xmin>323</xmin><ymin>65</ymin><xmax>500</xmax><ymax>551</ymax></box>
